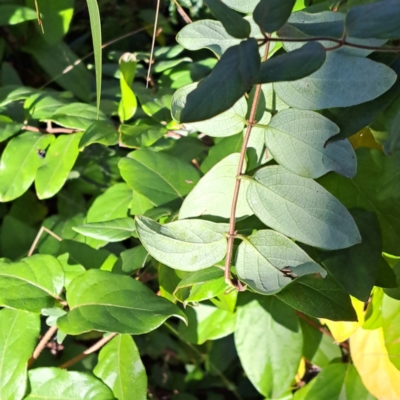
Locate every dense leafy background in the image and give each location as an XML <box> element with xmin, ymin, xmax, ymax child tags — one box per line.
<box><xmin>0</xmin><ymin>0</ymin><xmax>400</xmax><ymax>399</ymax></box>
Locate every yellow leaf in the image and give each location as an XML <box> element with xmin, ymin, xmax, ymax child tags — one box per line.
<box><xmin>349</xmin><ymin>127</ymin><xmax>382</xmax><ymax>151</ymax></box>
<box><xmin>320</xmin><ymin>297</ymin><xmax>365</xmax><ymax>342</ymax></box>
<box><xmin>295</xmin><ymin>357</ymin><xmax>306</xmax><ymax>384</ymax></box>
<box><xmin>351</xmin><ymin>327</ymin><xmax>400</xmax><ymax>400</ymax></box>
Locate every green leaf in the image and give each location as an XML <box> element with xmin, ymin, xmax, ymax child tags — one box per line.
<box><xmin>176</xmin><ymin>20</ymin><xmax>241</xmax><ymax>57</ymax></box>
<box><xmin>57</xmin><ymin>269</ymin><xmax>186</xmax><ymax>335</ymax></box>
<box><xmin>300</xmin><ymin>317</ymin><xmax>342</xmax><ymax>368</ymax></box>
<box><xmin>246</xmin><ymin>166</ymin><xmax>361</xmax><ymax>250</ymax></box>
<box><xmin>236</xmin><ymin>229</ymin><xmax>325</xmax><ymax>295</ymax></box>
<box><xmin>179</xmin><ymin>154</ymin><xmax>253</xmax><ymax>219</ymax></box>
<box><xmin>346</xmin><ymin>0</ymin><xmax>400</xmax><ymax>39</ymax></box>
<box><xmin>174</xmin><ymin>267</ymin><xmax>227</xmax><ymax>303</ymax></box>
<box><xmin>180</xmin><ymin>39</ymin><xmax>260</xmax><ymax>122</ymax></box>
<box><xmin>0</xmin><ymin>85</ymin><xmax>36</xmax><ymax>107</ymax></box>
<box><xmin>73</xmin><ymin>218</ymin><xmax>136</xmax><ymax>242</ymax></box>
<box><xmin>276</xmin><ymin>274</ymin><xmax>357</xmax><ymax>321</ymax></box>
<box><xmin>25</xmin><ymin>368</ymin><xmax>114</xmax><ymax>400</ymax></box>
<box><xmin>130</xmin><ymin>189</ymin><xmax>155</xmax><ymax>216</ymax></box>
<box><xmin>86</xmin><ymin>0</ymin><xmax>102</xmax><ymax>115</ymax></box>
<box><xmin>0</xmin><ymin>117</ymin><xmax>22</xmax><ymax>143</ymax></box>
<box><xmin>178</xmin><ymin>304</ymin><xmax>236</xmax><ymax>344</ymax></box>
<box><xmin>0</xmin><ymin>5</ymin><xmax>37</xmax><ymax>26</ymax></box>
<box><xmin>80</xmin><ymin>121</ymin><xmax>118</xmax><ymax>148</ymax></box>
<box><xmin>171</xmin><ymin>82</ymin><xmax>247</xmax><ymax>137</ymax></box>
<box><xmin>253</xmin><ymin>0</ymin><xmax>296</xmax><ymax>33</ymax></box>
<box><xmin>264</xmin><ymin>109</ymin><xmax>356</xmax><ymax>178</ymax></box>
<box><xmin>24</xmin><ymin>93</ymin><xmax>68</xmax><ymax>120</ymax></box>
<box><xmin>0</xmin><ymin>309</ymin><xmax>40</xmax><ymax>400</ymax></box>
<box><xmin>118</xmin><ymin>53</ymin><xmax>137</xmax><ymax>122</ymax></box>
<box><xmin>293</xmin><ymin>363</ymin><xmax>374</xmax><ymax>400</ymax></box>
<box><xmin>220</xmin><ymin>0</ymin><xmax>259</xmax><ymax>13</ymax></box>
<box><xmin>0</xmin><ymin>132</ymin><xmax>55</xmax><ymax>202</ymax></box>
<box><xmin>258</xmin><ymin>42</ymin><xmax>326</xmax><ymax>84</ymax></box>
<box><xmin>318</xmin><ymin>149</ymin><xmax>400</xmax><ymax>255</ymax></box>
<box><xmin>94</xmin><ymin>334</ymin><xmax>147</xmax><ymax>400</ymax></box>
<box><xmin>25</xmin><ymin>0</ymin><xmax>74</xmax><ymax>45</ymax></box>
<box><xmin>235</xmin><ymin>294</ymin><xmax>303</xmax><ymax>398</ymax></box>
<box><xmin>136</xmin><ymin>216</ymin><xmax>227</xmax><ymax>271</ymax></box>
<box><xmin>0</xmin><ymin>255</ymin><xmax>64</xmax><ymax>312</ymax></box>
<box><xmin>274</xmin><ymin>53</ymin><xmax>397</xmax><ymax>110</ymax></box>
<box><xmin>201</xmin><ymin>133</ymin><xmax>243</xmax><ymax>173</ymax></box>
<box><xmin>35</xmin><ymin>132</ymin><xmax>83</xmax><ymax>199</ymax></box>
<box><xmin>119</xmin><ymin>149</ymin><xmax>200</xmax><ymax>207</ymax></box>
<box><xmin>320</xmin><ymin>210</ymin><xmax>382</xmax><ymax>301</ymax></box>
<box><xmin>112</xmin><ymin>246</ymin><xmax>148</xmax><ymax>275</ymax></box>
<box><xmin>24</xmin><ymin>39</ymin><xmax>93</xmax><ymax>102</ymax></box>
<box><xmin>204</xmin><ymin>0</ymin><xmax>250</xmax><ymax>38</ymax></box>
<box><xmin>50</xmin><ymin>103</ymin><xmax>107</xmax><ymax>130</ymax></box>
<box><xmin>119</xmin><ymin>124</ymin><xmax>166</xmax><ymax>148</ymax></box>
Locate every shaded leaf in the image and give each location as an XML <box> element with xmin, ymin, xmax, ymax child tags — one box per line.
<box><xmin>258</xmin><ymin>42</ymin><xmax>326</xmax><ymax>84</ymax></box>
<box><xmin>0</xmin><ymin>5</ymin><xmax>36</xmax><ymax>26</ymax></box>
<box><xmin>276</xmin><ymin>274</ymin><xmax>357</xmax><ymax>321</ymax></box>
<box><xmin>253</xmin><ymin>0</ymin><xmax>296</xmax><ymax>33</ymax></box>
<box><xmin>80</xmin><ymin>121</ymin><xmax>118</xmax><ymax>148</ymax></box>
<box><xmin>346</xmin><ymin>0</ymin><xmax>400</xmax><ymax>39</ymax></box>
<box><xmin>180</xmin><ymin>39</ymin><xmax>260</xmax><ymax>123</ymax></box>
<box><xmin>220</xmin><ymin>0</ymin><xmax>259</xmax><ymax>13</ymax></box>
<box><xmin>171</xmin><ymin>82</ymin><xmax>247</xmax><ymax>137</ymax></box>
<box><xmin>57</xmin><ymin>269</ymin><xmax>186</xmax><ymax>335</ymax></box>
<box><xmin>205</xmin><ymin>0</ymin><xmax>250</xmax><ymax>38</ymax></box>
<box><xmin>119</xmin><ymin>124</ymin><xmax>166</xmax><ymax>148</ymax></box>
<box><xmin>136</xmin><ymin>216</ymin><xmax>227</xmax><ymax>271</ymax></box>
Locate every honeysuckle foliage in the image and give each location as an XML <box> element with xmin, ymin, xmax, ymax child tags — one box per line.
<box><xmin>0</xmin><ymin>0</ymin><xmax>400</xmax><ymax>398</ymax></box>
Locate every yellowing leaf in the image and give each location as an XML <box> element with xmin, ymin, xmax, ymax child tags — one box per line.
<box><xmin>349</xmin><ymin>127</ymin><xmax>382</xmax><ymax>151</ymax></box>
<box><xmin>295</xmin><ymin>357</ymin><xmax>306</xmax><ymax>384</ymax></box>
<box><xmin>351</xmin><ymin>327</ymin><xmax>400</xmax><ymax>400</ymax></box>
<box><xmin>320</xmin><ymin>297</ymin><xmax>365</xmax><ymax>342</ymax></box>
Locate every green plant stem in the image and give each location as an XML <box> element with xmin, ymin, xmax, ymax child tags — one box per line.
<box><xmin>59</xmin><ymin>332</ymin><xmax>118</xmax><ymax>369</ymax></box>
<box><xmin>224</xmin><ymin>40</ymin><xmax>271</xmax><ymax>290</ymax></box>
<box><xmin>164</xmin><ymin>323</ymin><xmax>243</xmax><ymax>400</ymax></box>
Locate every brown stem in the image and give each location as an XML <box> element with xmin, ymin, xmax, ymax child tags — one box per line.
<box><xmin>59</xmin><ymin>332</ymin><xmax>118</xmax><ymax>369</ymax></box>
<box><xmin>265</xmin><ymin>36</ymin><xmax>400</xmax><ymax>53</ymax></box>
<box><xmin>146</xmin><ymin>0</ymin><xmax>161</xmax><ymax>88</ymax></box>
<box><xmin>22</xmin><ymin>125</ymin><xmax>80</xmax><ymax>135</ymax></box>
<box><xmin>28</xmin><ymin>325</ymin><xmax>58</xmax><ymax>368</ymax></box>
<box><xmin>296</xmin><ymin>311</ymin><xmax>349</xmax><ymax>350</ymax></box>
<box><xmin>173</xmin><ymin>0</ymin><xmax>192</xmax><ymax>24</ymax></box>
<box><xmin>28</xmin><ymin>226</ymin><xmax>62</xmax><ymax>257</ymax></box>
<box><xmin>224</xmin><ymin>40</ymin><xmax>271</xmax><ymax>290</ymax></box>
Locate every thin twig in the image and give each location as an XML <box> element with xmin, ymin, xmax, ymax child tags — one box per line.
<box><xmin>265</xmin><ymin>36</ymin><xmax>400</xmax><ymax>53</ymax></box>
<box><xmin>22</xmin><ymin>125</ymin><xmax>80</xmax><ymax>135</ymax></box>
<box><xmin>165</xmin><ymin>323</ymin><xmax>243</xmax><ymax>400</ymax></box>
<box><xmin>224</xmin><ymin>41</ymin><xmax>271</xmax><ymax>290</ymax></box>
<box><xmin>59</xmin><ymin>332</ymin><xmax>118</xmax><ymax>369</ymax></box>
<box><xmin>28</xmin><ymin>325</ymin><xmax>58</xmax><ymax>368</ymax></box>
<box><xmin>173</xmin><ymin>0</ymin><xmax>192</xmax><ymax>24</ymax></box>
<box><xmin>28</xmin><ymin>226</ymin><xmax>62</xmax><ymax>257</ymax></box>
<box><xmin>146</xmin><ymin>0</ymin><xmax>161</xmax><ymax>88</ymax></box>
<box><xmin>296</xmin><ymin>312</ymin><xmax>349</xmax><ymax>350</ymax></box>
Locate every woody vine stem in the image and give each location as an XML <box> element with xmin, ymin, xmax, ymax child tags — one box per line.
<box><xmin>224</xmin><ymin>39</ymin><xmax>271</xmax><ymax>290</ymax></box>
